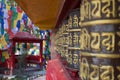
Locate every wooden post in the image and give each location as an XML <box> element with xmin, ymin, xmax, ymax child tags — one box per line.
<box><xmin>40</xmin><ymin>40</ymin><xmax>43</xmax><ymax>65</ymax></box>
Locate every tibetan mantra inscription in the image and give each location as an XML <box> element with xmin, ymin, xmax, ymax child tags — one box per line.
<box><xmin>80</xmin><ymin>0</ymin><xmax>120</xmax><ymax>26</ymax></box>
<box><xmin>80</xmin><ymin>0</ymin><xmax>120</xmax><ymax>80</ymax></box>
<box><xmin>80</xmin><ymin>24</ymin><xmax>120</xmax><ymax>80</ymax></box>
<box><xmin>79</xmin><ymin>25</ymin><xmax>120</xmax><ymax>53</ymax></box>
<box><xmin>67</xmin><ymin>9</ymin><xmax>80</xmax><ymax>70</ymax></box>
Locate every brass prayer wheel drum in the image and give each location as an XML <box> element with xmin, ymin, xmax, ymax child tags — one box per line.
<box><xmin>80</xmin><ymin>0</ymin><xmax>120</xmax><ymax>80</ymax></box>
<box><xmin>54</xmin><ymin>24</ymin><xmax>63</xmax><ymax>56</ymax></box>
<box><xmin>55</xmin><ymin>20</ymin><xmax>69</xmax><ymax>63</ymax></box>
<box><xmin>80</xmin><ymin>24</ymin><xmax>120</xmax><ymax>80</ymax></box>
<box><xmin>80</xmin><ymin>0</ymin><xmax>120</xmax><ymax>26</ymax></box>
<box><xmin>61</xmin><ymin>20</ymin><xmax>69</xmax><ymax>61</ymax></box>
<box><xmin>67</xmin><ymin>8</ymin><xmax>80</xmax><ymax>70</ymax></box>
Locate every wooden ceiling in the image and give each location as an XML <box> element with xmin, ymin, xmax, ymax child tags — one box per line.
<box><xmin>15</xmin><ymin>0</ymin><xmax>80</xmax><ymax>30</ymax></box>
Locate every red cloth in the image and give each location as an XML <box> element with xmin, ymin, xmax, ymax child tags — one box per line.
<box><xmin>46</xmin><ymin>59</ymin><xmax>72</xmax><ymax>80</ymax></box>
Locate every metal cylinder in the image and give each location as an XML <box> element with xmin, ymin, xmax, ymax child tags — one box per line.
<box><xmin>67</xmin><ymin>8</ymin><xmax>80</xmax><ymax>70</ymax></box>
<box><xmin>80</xmin><ymin>0</ymin><xmax>120</xmax><ymax>80</ymax></box>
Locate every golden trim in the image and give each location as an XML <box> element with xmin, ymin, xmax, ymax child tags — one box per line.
<box><xmin>68</xmin><ymin>47</ymin><xmax>80</xmax><ymax>50</ymax></box>
<box><xmin>81</xmin><ymin>52</ymin><xmax>120</xmax><ymax>58</ymax></box>
<box><xmin>62</xmin><ymin>45</ymin><xmax>68</xmax><ymax>47</ymax></box>
<box><xmin>58</xmin><ymin>35</ymin><xmax>62</xmax><ymax>37</ymax></box>
<box><xmin>58</xmin><ymin>44</ymin><xmax>68</xmax><ymax>47</ymax></box>
<box><xmin>63</xmin><ymin>33</ymin><xmax>69</xmax><ymax>35</ymax></box>
<box><xmin>58</xmin><ymin>44</ymin><xmax>62</xmax><ymax>46</ymax></box>
<box><xmin>69</xmin><ymin>29</ymin><xmax>81</xmax><ymax>32</ymax></box>
<box><xmin>81</xmin><ymin>19</ymin><xmax>120</xmax><ymax>26</ymax></box>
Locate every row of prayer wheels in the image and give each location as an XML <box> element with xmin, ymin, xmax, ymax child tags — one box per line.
<box><xmin>55</xmin><ymin>0</ymin><xmax>120</xmax><ymax>80</ymax></box>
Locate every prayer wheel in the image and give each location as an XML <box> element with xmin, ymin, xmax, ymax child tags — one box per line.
<box><xmin>61</xmin><ymin>20</ymin><xmax>69</xmax><ymax>61</ymax></box>
<box><xmin>55</xmin><ymin>24</ymin><xmax>63</xmax><ymax>56</ymax></box>
<box><xmin>80</xmin><ymin>0</ymin><xmax>120</xmax><ymax>80</ymax></box>
<box><xmin>67</xmin><ymin>8</ymin><xmax>80</xmax><ymax>70</ymax></box>
<box><xmin>55</xmin><ymin>21</ymin><xmax>69</xmax><ymax>62</ymax></box>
